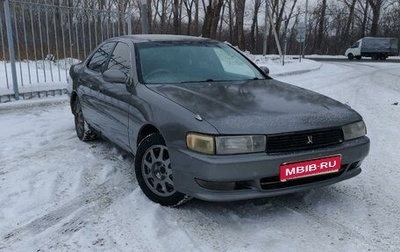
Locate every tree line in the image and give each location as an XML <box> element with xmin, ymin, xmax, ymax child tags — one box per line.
<box><xmin>1</xmin><ymin>0</ymin><xmax>399</xmax><ymax>60</ymax></box>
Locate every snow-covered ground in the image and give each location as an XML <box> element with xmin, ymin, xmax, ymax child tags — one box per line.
<box><xmin>1</xmin><ymin>57</ymin><xmax>400</xmax><ymax>252</ymax></box>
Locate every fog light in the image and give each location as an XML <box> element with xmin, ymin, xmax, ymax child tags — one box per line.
<box><xmin>195</xmin><ymin>179</ymin><xmax>236</xmax><ymax>190</ymax></box>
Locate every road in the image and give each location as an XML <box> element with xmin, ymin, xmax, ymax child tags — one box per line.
<box><xmin>1</xmin><ymin>61</ymin><xmax>400</xmax><ymax>252</ymax></box>
<box><xmin>304</xmin><ymin>56</ymin><xmax>400</xmax><ymax>63</ymax></box>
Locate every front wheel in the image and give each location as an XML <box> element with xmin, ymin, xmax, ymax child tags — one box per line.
<box><xmin>135</xmin><ymin>133</ymin><xmax>190</xmax><ymax>206</ymax></box>
<box><xmin>347</xmin><ymin>54</ymin><xmax>354</xmax><ymax>60</ymax></box>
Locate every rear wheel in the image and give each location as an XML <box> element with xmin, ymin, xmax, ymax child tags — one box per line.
<box><xmin>74</xmin><ymin>99</ymin><xmax>97</xmax><ymax>141</ymax></box>
<box><xmin>135</xmin><ymin>133</ymin><xmax>190</xmax><ymax>206</ymax></box>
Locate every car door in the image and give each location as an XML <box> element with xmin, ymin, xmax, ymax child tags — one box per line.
<box><xmin>97</xmin><ymin>41</ymin><xmax>132</xmax><ymax>151</ymax></box>
<box><xmin>79</xmin><ymin>42</ymin><xmax>116</xmax><ymax>131</ymax></box>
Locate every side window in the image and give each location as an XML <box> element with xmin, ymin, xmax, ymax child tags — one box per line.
<box><xmin>87</xmin><ymin>42</ymin><xmax>116</xmax><ymax>72</ymax></box>
<box><xmin>351</xmin><ymin>42</ymin><xmax>360</xmax><ymax>48</ymax></box>
<box><xmin>107</xmin><ymin>42</ymin><xmax>131</xmax><ymax>75</ymax></box>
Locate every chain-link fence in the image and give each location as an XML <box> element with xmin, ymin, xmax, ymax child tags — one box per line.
<box><xmin>1</xmin><ymin>0</ymin><xmax>134</xmax><ymax>102</ymax></box>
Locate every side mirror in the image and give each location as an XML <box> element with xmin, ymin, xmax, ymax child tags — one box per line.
<box><xmin>103</xmin><ymin>69</ymin><xmax>128</xmax><ymax>84</ymax></box>
<box><xmin>88</xmin><ymin>62</ymin><xmax>103</xmax><ymax>72</ymax></box>
<box><xmin>259</xmin><ymin>66</ymin><xmax>270</xmax><ymax>75</ymax></box>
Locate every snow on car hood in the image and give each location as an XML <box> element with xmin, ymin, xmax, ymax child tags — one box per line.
<box><xmin>147</xmin><ymin>79</ymin><xmax>362</xmax><ymax>134</ymax></box>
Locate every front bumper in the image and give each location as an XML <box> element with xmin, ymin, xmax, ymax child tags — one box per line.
<box><xmin>169</xmin><ymin>136</ymin><xmax>370</xmax><ymax>202</ymax></box>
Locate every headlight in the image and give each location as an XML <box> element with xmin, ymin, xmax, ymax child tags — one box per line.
<box><xmin>186</xmin><ymin>133</ymin><xmax>266</xmax><ymax>155</ymax></box>
<box><xmin>342</xmin><ymin>121</ymin><xmax>367</xmax><ymax>140</ymax></box>
<box><xmin>216</xmin><ymin>135</ymin><xmax>266</xmax><ymax>154</ymax></box>
<box><xmin>186</xmin><ymin>133</ymin><xmax>215</xmax><ymax>155</ymax></box>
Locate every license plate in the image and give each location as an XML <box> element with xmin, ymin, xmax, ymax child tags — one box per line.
<box><xmin>280</xmin><ymin>155</ymin><xmax>341</xmax><ymax>182</ymax></box>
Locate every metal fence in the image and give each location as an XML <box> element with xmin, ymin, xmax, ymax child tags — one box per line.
<box><xmin>0</xmin><ymin>0</ymin><xmax>134</xmax><ymax>102</ymax></box>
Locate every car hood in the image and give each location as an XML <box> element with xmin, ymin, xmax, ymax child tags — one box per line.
<box><xmin>147</xmin><ymin>79</ymin><xmax>362</xmax><ymax>134</ymax></box>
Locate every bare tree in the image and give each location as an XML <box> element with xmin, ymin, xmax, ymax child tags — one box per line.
<box><xmin>380</xmin><ymin>1</ymin><xmax>400</xmax><ymax>37</ymax></box>
<box><xmin>343</xmin><ymin>0</ymin><xmax>357</xmax><ymax>40</ymax></box>
<box><xmin>217</xmin><ymin>0</ymin><xmax>227</xmax><ymax>40</ymax></box>
<box><xmin>367</xmin><ymin>0</ymin><xmax>383</xmax><ymax>36</ymax></box>
<box><xmin>153</xmin><ymin>0</ymin><xmax>171</xmax><ymax>33</ymax></box>
<box><xmin>353</xmin><ymin>0</ymin><xmax>370</xmax><ymax>38</ymax></box>
<box><xmin>147</xmin><ymin>0</ymin><xmax>153</xmax><ymax>33</ymax></box>
<box><xmin>263</xmin><ymin>0</ymin><xmax>298</xmax><ymax>54</ymax></box>
<box><xmin>194</xmin><ymin>0</ymin><xmax>200</xmax><ymax>35</ymax></box>
<box><xmin>315</xmin><ymin>0</ymin><xmax>327</xmax><ymax>54</ymax></box>
<box><xmin>250</xmin><ymin>0</ymin><xmax>262</xmax><ymax>52</ymax></box>
<box><xmin>183</xmin><ymin>0</ymin><xmax>194</xmax><ymax>35</ymax></box>
<box><xmin>173</xmin><ymin>0</ymin><xmax>181</xmax><ymax>34</ymax></box>
<box><xmin>201</xmin><ymin>0</ymin><xmax>224</xmax><ymax>38</ymax></box>
<box><xmin>234</xmin><ymin>0</ymin><xmax>246</xmax><ymax>49</ymax></box>
<box><xmin>7</xmin><ymin>0</ymin><xmax>400</xmax><ymax>59</ymax></box>
<box><xmin>228</xmin><ymin>0</ymin><xmax>233</xmax><ymax>42</ymax></box>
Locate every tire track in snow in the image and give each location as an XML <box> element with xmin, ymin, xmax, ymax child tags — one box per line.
<box><xmin>1</xmin><ymin>179</ymin><xmax>133</xmax><ymax>251</ymax></box>
<box><xmin>270</xmin><ymin>190</ymin><xmax>389</xmax><ymax>252</ymax></box>
<box><xmin>0</xmin><ymin>107</ymin><xmax>137</xmax><ymax>251</ymax></box>
<box><xmin>2</xmin><ymin>182</ymin><xmax>109</xmax><ymax>240</ymax></box>
<box><xmin>330</xmin><ymin>184</ymin><xmax>400</xmax><ymax>251</ymax></box>
<box><xmin>163</xmin><ymin>200</ymin><xmax>292</xmax><ymax>252</ymax></box>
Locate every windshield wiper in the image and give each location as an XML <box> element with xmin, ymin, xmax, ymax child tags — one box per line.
<box><xmin>180</xmin><ymin>79</ymin><xmax>214</xmax><ymax>83</ymax></box>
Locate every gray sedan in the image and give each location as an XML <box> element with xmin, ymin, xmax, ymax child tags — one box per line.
<box><xmin>69</xmin><ymin>35</ymin><xmax>370</xmax><ymax>206</ymax></box>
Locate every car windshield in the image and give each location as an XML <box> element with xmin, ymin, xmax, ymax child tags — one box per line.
<box><xmin>136</xmin><ymin>41</ymin><xmax>265</xmax><ymax>84</ymax></box>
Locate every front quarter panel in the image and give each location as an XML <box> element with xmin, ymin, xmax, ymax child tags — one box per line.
<box><xmin>129</xmin><ymin>84</ymin><xmax>219</xmax><ymax>154</ymax></box>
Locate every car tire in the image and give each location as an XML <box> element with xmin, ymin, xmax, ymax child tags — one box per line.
<box><xmin>135</xmin><ymin>133</ymin><xmax>190</xmax><ymax>206</ymax></box>
<box><xmin>347</xmin><ymin>54</ymin><xmax>354</xmax><ymax>60</ymax></box>
<box><xmin>74</xmin><ymin>99</ymin><xmax>97</xmax><ymax>141</ymax></box>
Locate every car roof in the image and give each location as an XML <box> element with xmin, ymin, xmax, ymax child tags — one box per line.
<box><xmin>111</xmin><ymin>34</ymin><xmax>214</xmax><ymax>43</ymax></box>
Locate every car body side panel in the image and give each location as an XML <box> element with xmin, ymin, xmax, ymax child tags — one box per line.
<box><xmin>77</xmin><ymin>68</ymin><xmax>106</xmax><ymax>132</ymax></box>
<box><xmin>100</xmin><ymin>83</ymin><xmax>131</xmax><ymax>151</ymax></box>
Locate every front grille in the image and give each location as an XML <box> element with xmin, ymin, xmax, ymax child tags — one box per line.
<box><xmin>266</xmin><ymin>128</ymin><xmax>344</xmax><ymax>153</ymax></box>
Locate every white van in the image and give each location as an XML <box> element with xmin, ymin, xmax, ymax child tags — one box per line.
<box><xmin>345</xmin><ymin>37</ymin><xmax>399</xmax><ymax>60</ymax></box>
